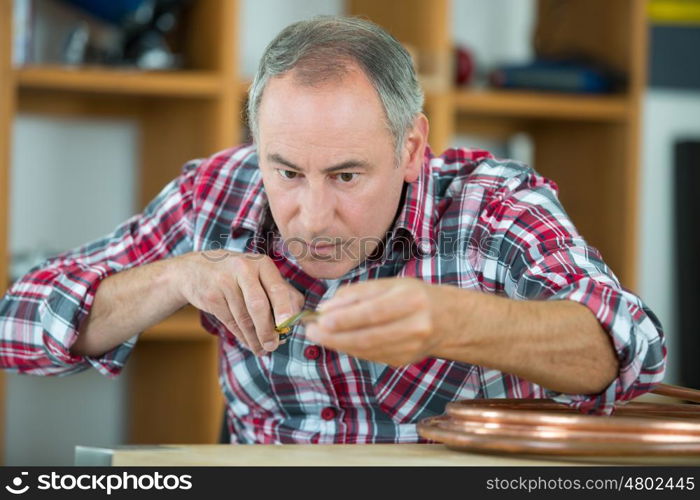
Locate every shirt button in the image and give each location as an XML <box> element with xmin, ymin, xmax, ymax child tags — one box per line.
<box><xmin>304</xmin><ymin>345</ymin><xmax>321</xmax><ymax>360</ymax></box>
<box><xmin>321</xmin><ymin>407</ymin><xmax>337</xmax><ymax>421</ymax></box>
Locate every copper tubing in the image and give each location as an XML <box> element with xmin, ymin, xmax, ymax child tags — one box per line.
<box><xmin>418</xmin><ymin>415</ymin><xmax>700</xmax><ymax>456</ymax></box>
<box><xmin>417</xmin><ymin>383</ymin><xmax>700</xmax><ymax>457</ymax></box>
<box><xmin>652</xmin><ymin>383</ymin><xmax>700</xmax><ymax>404</ymax></box>
<box><xmin>447</xmin><ymin>398</ymin><xmax>700</xmax><ymax>419</ymax></box>
<box><xmin>446</xmin><ymin>400</ymin><xmax>700</xmax><ymax>433</ymax></box>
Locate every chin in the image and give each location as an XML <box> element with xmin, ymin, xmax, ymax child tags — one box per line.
<box><xmin>298</xmin><ymin>259</ymin><xmax>356</xmax><ymax>280</ymax></box>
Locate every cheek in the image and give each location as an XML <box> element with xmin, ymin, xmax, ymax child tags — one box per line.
<box><xmin>264</xmin><ymin>182</ymin><xmax>296</xmax><ymax>227</ymax></box>
<box><xmin>366</xmin><ymin>173</ymin><xmax>404</xmax><ymax>208</ymax></box>
<box><xmin>340</xmin><ymin>183</ymin><xmax>399</xmax><ymax>231</ymax></box>
<box><xmin>269</xmin><ymin>195</ymin><xmax>294</xmax><ymax>221</ymax></box>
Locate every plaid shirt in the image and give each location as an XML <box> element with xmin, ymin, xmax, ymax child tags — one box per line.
<box><xmin>0</xmin><ymin>144</ymin><xmax>666</xmax><ymax>444</ymax></box>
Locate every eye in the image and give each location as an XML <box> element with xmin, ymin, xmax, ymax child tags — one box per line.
<box><xmin>277</xmin><ymin>169</ymin><xmax>299</xmax><ymax>180</ymax></box>
<box><xmin>335</xmin><ymin>172</ymin><xmax>358</xmax><ymax>183</ymax></box>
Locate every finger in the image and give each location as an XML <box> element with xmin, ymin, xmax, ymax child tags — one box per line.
<box><xmin>318</xmin><ymin>286</ymin><xmax>419</xmax><ymax>332</ymax></box>
<box><xmin>237</xmin><ymin>274</ymin><xmax>278</xmax><ymax>352</ymax></box>
<box><xmin>307</xmin><ymin>315</ymin><xmax>420</xmax><ymax>359</ymax></box>
<box><xmin>318</xmin><ymin>280</ymin><xmax>426</xmax><ymax>332</ymax></box>
<box><xmin>227</xmin><ymin>283</ymin><xmax>265</xmax><ymax>354</ymax></box>
<box><xmin>210</xmin><ymin>299</ymin><xmax>247</xmax><ymax>348</ymax></box>
<box><xmin>318</xmin><ymin>280</ymin><xmax>389</xmax><ymax>312</ymax></box>
<box><xmin>259</xmin><ymin>260</ymin><xmax>303</xmax><ymax>325</ymax></box>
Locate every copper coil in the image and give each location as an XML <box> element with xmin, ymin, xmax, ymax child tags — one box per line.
<box><xmin>449</xmin><ymin>398</ymin><xmax>700</xmax><ymax>419</ymax></box>
<box><xmin>651</xmin><ymin>383</ymin><xmax>700</xmax><ymax>403</ymax></box>
<box><xmin>417</xmin><ymin>384</ymin><xmax>700</xmax><ymax>457</ymax></box>
<box><xmin>418</xmin><ymin>415</ymin><xmax>700</xmax><ymax>456</ymax></box>
<box><xmin>446</xmin><ymin>399</ymin><xmax>700</xmax><ymax>433</ymax></box>
<box><xmin>435</xmin><ymin>415</ymin><xmax>700</xmax><ymax>443</ymax></box>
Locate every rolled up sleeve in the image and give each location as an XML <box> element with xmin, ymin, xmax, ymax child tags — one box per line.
<box><xmin>542</xmin><ymin>275</ymin><xmax>666</xmax><ymax>414</ymax></box>
<box><xmin>38</xmin><ymin>261</ymin><xmax>132</xmax><ymax>377</ymax></box>
<box><xmin>491</xmin><ymin>167</ymin><xmax>667</xmax><ymax>415</ymax></box>
<box><xmin>0</xmin><ymin>158</ymin><xmax>201</xmax><ymax>377</ymax></box>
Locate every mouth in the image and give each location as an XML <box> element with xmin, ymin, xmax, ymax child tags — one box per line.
<box><xmin>282</xmin><ymin>237</ymin><xmax>348</xmax><ymax>262</ymax></box>
<box><xmin>309</xmin><ymin>242</ymin><xmax>337</xmax><ymax>250</ymax></box>
<box><xmin>308</xmin><ymin>243</ymin><xmax>340</xmax><ymax>257</ymax></box>
<box><xmin>298</xmin><ymin>238</ymin><xmax>345</xmax><ymax>261</ymax></box>
<box><xmin>301</xmin><ymin>237</ymin><xmax>343</xmax><ymax>250</ymax></box>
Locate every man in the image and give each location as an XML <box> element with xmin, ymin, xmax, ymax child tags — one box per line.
<box><xmin>0</xmin><ymin>17</ymin><xmax>665</xmax><ymax>443</ymax></box>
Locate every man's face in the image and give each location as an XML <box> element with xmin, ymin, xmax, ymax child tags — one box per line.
<box><xmin>257</xmin><ymin>65</ymin><xmax>426</xmax><ymax>279</ymax></box>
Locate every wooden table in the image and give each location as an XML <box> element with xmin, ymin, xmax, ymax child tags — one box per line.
<box><xmin>74</xmin><ymin>444</ymin><xmax>700</xmax><ymax>466</ymax></box>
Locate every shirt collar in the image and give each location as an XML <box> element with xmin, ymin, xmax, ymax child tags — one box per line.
<box><xmin>230</xmin><ymin>151</ymin><xmax>271</xmax><ymax>236</ymax></box>
<box><xmin>389</xmin><ymin>146</ymin><xmax>437</xmax><ymax>256</ymax></box>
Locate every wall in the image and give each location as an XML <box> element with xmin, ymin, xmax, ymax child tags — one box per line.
<box><xmin>452</xmin><ymin>0</ymin><xmax>535</xmax><ymax>70</ymax></box>
<box><xmin>5</xmin><ymin>115</ymin><xmax>136</xmax><ymax>465</ymax></box>
<box><xmin>450</xmin><ymin>0</ymin><xmax>536</xmax><ymax>162</ymax></box>
<box><xmin>638</xmin><ymin>89</ymin><xmax>700</xmax><ymax>385</ymax></box>
<box><xmin>240</xmin><ymin>0</ymin><xmax>343</xmax><ymax>78</ymax></box>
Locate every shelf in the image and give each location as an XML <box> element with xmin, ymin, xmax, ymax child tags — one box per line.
<box><xmin>239</xmin><ymin>79</ymin><xmax>251</xmax><ymax>98</ymax></box>
<box><xmin>450</xmin><ymin>88</ymin><xmax>630</xmax><ymax>122</ymax></box>
<box><xmin>141</xmin><ymin>306</ymin><xmax>211</xmax><ymax>342</ymax></box>
<box><xmin>15</xmin><ymin>66</ymin><xmax>225</xmax><ymax>97</ymax></box>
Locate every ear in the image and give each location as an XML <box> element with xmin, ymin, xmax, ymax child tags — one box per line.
<box><xmin>402</xmin><ymin>113</ymin><xmax>429</xmax><ymax>183</ymax></box>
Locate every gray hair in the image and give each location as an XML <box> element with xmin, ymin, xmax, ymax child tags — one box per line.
<box><xmin>247</xmin><ymin>15</ymin><xmax>424</xmax><ymax>162</ymax></box>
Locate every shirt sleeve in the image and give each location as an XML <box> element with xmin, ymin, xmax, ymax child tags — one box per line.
<box><xmin>479</xmin><ymin>161</ymin><xmax>667</xmax><ymax>415</ymax></box>
<box><xmin>0</xmin><ymin>158</ymin><xmax>201</xmax><ymax>378</ymax></box>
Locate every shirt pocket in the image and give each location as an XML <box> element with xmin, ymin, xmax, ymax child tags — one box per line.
<box><xmin>369</xmin><ymin>358</ymin><xmax>478</xmax><ymax>424</ymax></box>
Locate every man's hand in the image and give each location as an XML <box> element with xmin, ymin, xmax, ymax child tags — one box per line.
<box><xmin>306</xmin><ymin>276</ymin><xmax>619</xmax><ymax>395</ymax></box>
<box><xmin>306</xmin><ymin>278</ymin><xmax>448</xmax><ymax>366</ymax></box>
<box><xmin>173</xmin><ymin>250</ymin><xmax>304</xmax><ymax>355</ymax></box>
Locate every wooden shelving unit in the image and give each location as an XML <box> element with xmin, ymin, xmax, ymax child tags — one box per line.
<box><xmin>0</xmin><ymin>0</ymin><xmax>242</xmax><ymax>454</ymax></box>
<box><xmin>0</xmin><ymin>0</ymin><xmax>649</xmax><ymax>456</ymax></box>
<box><xmin>16</xmin><ymin>66</ymin><xmax>224</xmax><ymax>97</ymax></box>
<box><xmin>140</xmin><ymin>307</ymin><xmax>204</xmax><ymax>342</ymax></box>
<box><xmin>349</xmin><ymin>0</ymin><xmax>647</xmax><ymax>290</ymax></box>
<box><xmin>451</xmin><ymin>89</ymin><xmax>630</xmax><ymax>122</ymax></box>
<box><xmin>0</xmin><ymin>0</ymin><xmax>14</xmax><ymax>465</ymax></box>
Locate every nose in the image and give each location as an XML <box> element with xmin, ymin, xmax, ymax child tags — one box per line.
<box><xmin>300</xmin><ymin>183</ymin><xmax>335</xmax><ymax>236</ymax></box>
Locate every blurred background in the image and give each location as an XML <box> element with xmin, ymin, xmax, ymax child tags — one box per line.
<box><xmin>0</xmin><ymin>0</ymin><xmax>698</xmax><ymax>465</ymax></box>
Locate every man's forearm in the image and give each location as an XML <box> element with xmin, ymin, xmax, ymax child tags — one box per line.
<box><xmin>431</xmin><ymin>286</ymin><xmax>620</xmax><ymax>395</ymax></box>
<box><xmin>70</xmin><ymin>257</ymin><xmax>187</xmax><ymax>357</ymax></box>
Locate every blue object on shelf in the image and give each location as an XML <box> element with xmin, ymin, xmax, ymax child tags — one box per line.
<box><xmin>489</xmin><ymin>59</ymin><xmax>616</xmax><ymax>94</ymax></box>
<box><xmin>61</xmin><ymin>0</ymin><xmax>148</xmax><ymax>25</ymax></box>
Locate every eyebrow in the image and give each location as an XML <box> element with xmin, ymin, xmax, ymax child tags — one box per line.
<box><xmin>267</xmin><ymin>153</ymin><xmax>372</xmax><ymax>174</ymax></box>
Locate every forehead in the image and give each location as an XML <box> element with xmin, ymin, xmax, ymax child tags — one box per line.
<box><xmin>257</xmin><ymin>64</ymin><xmax>392</xmax><ymax>150</ymax></box>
